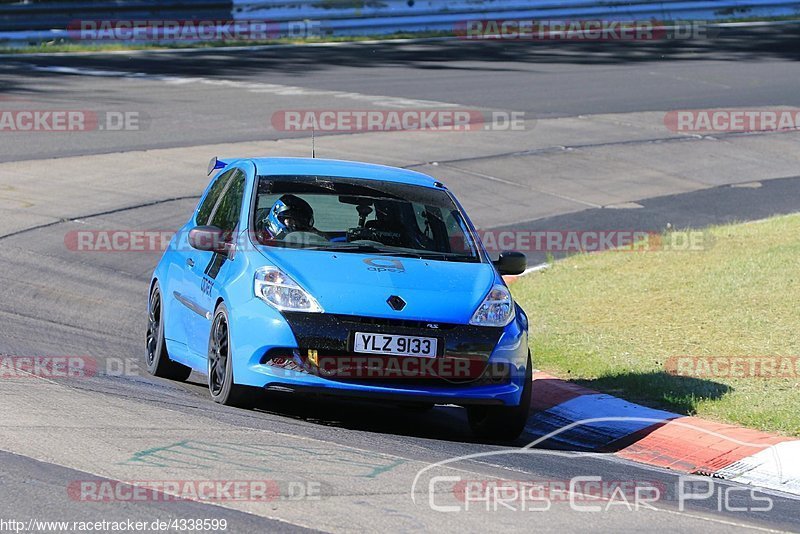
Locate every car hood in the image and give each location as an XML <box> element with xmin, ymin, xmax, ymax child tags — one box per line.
<box><xmin>256</xmin><ymin>247</ymin><xmax>497</xmax><ymax>324</ymax></box>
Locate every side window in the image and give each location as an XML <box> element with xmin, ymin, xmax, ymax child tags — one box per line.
<box><xmin>196</xmin><ymin>170</ymin><xmax>234</xmax><ymax>226</ymax></box>
<box><xmin>418</xmin><ymin>204</ymin><xmax>453</xmax><ymax>252</ymax></box>
<box><xmin>412</xmin><ymin>203</ymin><xmax>430</xmax><ymax>236</ymax></box>
<box><xmin>444</xmin><ymin>209</ymin><xmax>475</xmax><ymax>255</ymax></box>
<box><xmin>210</xmin><ymin>171</ymin><xmax>246</xmax><ymax>233</ymax></box>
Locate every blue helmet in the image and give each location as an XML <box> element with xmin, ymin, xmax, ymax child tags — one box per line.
<box><xmin>265</xmin><ymin>194</ymin><xmax>315</xmax><ymax>238</ymax></box>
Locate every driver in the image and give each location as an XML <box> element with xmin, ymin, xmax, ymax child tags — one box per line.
<box><xmin>264</xmin><ymin>194</ymin><xmax>324</xmax><ymax>240</ymax></box>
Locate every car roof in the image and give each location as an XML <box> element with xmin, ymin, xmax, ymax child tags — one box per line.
<box><xmin>246</xmin><ymin>157</ymin><xmax>441</xmax><ymax>189</ymax></box>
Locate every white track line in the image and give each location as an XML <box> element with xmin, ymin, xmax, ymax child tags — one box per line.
<box><xmin>21</xmin><ymin>64</ymin><xmax>459</xmax><ymax>109</ymax></box>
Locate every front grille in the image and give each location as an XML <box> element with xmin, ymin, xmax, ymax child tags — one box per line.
<box><xmin>338</xmin><ymin>316</ymin><xmax>457</xmax><ymax>330</ymax></box>
<box><xmin>281</xmin><ymin>312</ymin><xmax>502</xmax><ymax>358</ymax></box>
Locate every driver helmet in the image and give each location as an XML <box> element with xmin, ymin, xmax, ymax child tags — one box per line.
<box><xmin>265</xmin><ymin>194</ymin><xmax>315</xmax><ymax>238</ymax></box>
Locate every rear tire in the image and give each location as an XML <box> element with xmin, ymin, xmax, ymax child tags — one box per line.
<box><xmin>145</xmin><ymin>282</ymin><xmax>192</xmax><ymax>381</ymax></box>
<box><xmin>208</xmin><ymin>303</ymin><xmax>256</xmax><ymax>408</ymax></box>
<box><xmin>467</xmin><ymin>352</ymin><xmax>532</xmax><ymax>442</ymax></box>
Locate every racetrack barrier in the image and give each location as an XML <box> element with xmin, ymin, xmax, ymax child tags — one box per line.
<box><xmin>2</xmin><ymin>0</ymin><xmax>800</xmax><ymax>43</ymax></box>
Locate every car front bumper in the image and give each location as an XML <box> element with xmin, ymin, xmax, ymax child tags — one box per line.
<box><xmin>229</xmin><ymin>298</ymin><xmax>530</xmax><ymax>407</ymax></box>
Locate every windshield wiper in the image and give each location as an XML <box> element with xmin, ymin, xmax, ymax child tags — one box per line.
<box><xmin>308</xmin><ymin>244</ymin><xmax>423</xmax><ymax>257</ymax></box>
<box><xmin>307</xmin><ymin>244</ymin><xmax>478</xmax><ymax>262</ymax></box>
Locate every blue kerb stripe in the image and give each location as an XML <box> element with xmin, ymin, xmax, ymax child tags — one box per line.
<box><xmin>525</xmin><ymin>393</ymin><xmax>680</xmax><ymax>451</ymax></box>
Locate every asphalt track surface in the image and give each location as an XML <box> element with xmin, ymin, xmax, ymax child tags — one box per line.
<box><xmin>2</xmin><ymin>23</ymin><xmax>800</xmax><ymax>533</ymax></box>
<box><xmin>3</xmin><ymin>23</ymin><xmax>800</xmax><ymax>161</ymax></box>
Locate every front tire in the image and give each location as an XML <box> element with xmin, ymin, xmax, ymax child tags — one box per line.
<box><xmin>145</xmin><ymin>281</ymin><xmax>192</xmax><ymax>381</ymax></box>
<box><xmin>208</xmin><ymin>303</ymin><xmax>255</xmax><ymax>407</ymax></box>
<box><xmin>467</xmin><ymin>352</ymin><xmax>532</xmax><ymax>442</ymax></box>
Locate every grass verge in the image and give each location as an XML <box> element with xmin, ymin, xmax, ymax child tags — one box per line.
<box><xmin>512</xmin><ymin>213</ymin><xmax>800</xmax><ymax>436</ymax></box>
<box><xmin>0</xmin><ymin>32</ymin><xmax>451</xmax><ymax>55</ymax></box>
<box><xmin>3</xmin><ymin>16</ymin><xmax>799</xmax><ymax>55</ymax></box>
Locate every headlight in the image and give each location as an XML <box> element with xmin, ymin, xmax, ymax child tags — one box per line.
<box><xmin>469</xmin><ymin>284</ymin><xmax>515</xmax><ymax>327</ymax></box>
<box><xmin>254</xmin><ymin>266</ymin><xmax>323</xmax><ymax>313</ymax></box>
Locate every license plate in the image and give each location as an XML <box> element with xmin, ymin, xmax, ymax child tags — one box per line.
<box><xmin>353</xmin><ymin>332</ymin><xmax>438</xmax><ymax>358</ymax></box>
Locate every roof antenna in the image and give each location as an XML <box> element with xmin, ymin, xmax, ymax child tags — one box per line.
<box><xmin>311</xmin><ymin>123</ymin><xmax>316</xmax><ymax>158</ymax></box>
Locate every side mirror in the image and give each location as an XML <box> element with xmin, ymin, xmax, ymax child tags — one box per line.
<box><xmin>188</xmin><ymin>226</ymin><xmax>228</xmax><ymax>253</ymax></box>
<box><xmin>493</xmin><ymin>251</ymin><xmax>526</xmax><ymax>276</ymax></box>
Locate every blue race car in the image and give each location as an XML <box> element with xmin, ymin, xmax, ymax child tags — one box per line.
<box><xmin>146</xmin><ymin>157</ymin><xmax>531</xmax><ymax>440</ymax></box>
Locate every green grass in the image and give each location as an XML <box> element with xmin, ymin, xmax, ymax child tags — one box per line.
<box><xmin>512</xmin><ymin>214</ymin><xmax>800</xmax><ymax>436</ymax></box>
<box><xmin>0</xmin><ymin>31</ymin><xmax>451</xmax><ymax>55</ymax></box>
<box><xmin>3</xmin><ymin>14</ymin><xmax>798</xmax><ymax>55</ymax></box>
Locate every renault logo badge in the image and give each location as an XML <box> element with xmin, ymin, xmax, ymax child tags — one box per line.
<box><xmin>387</xmin><ymin>295</ymin><xmax>406</xmax><ymax>311</ymax></box>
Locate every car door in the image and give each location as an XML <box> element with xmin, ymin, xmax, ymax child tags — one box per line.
<box><xmin>168</xmin><ymin>169</ymin><xmax>235</xmax><ymax>353</ymax></box>
<box><xmin>184</xmin><ymin>168</ymin><xmax>246</xmax><ymax>358</ymax></box>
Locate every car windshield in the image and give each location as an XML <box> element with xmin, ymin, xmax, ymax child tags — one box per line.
<box><xmin>252</xmin><ymin>175</ymin><xmax>482</xmax><ymax>262</ymax></box>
